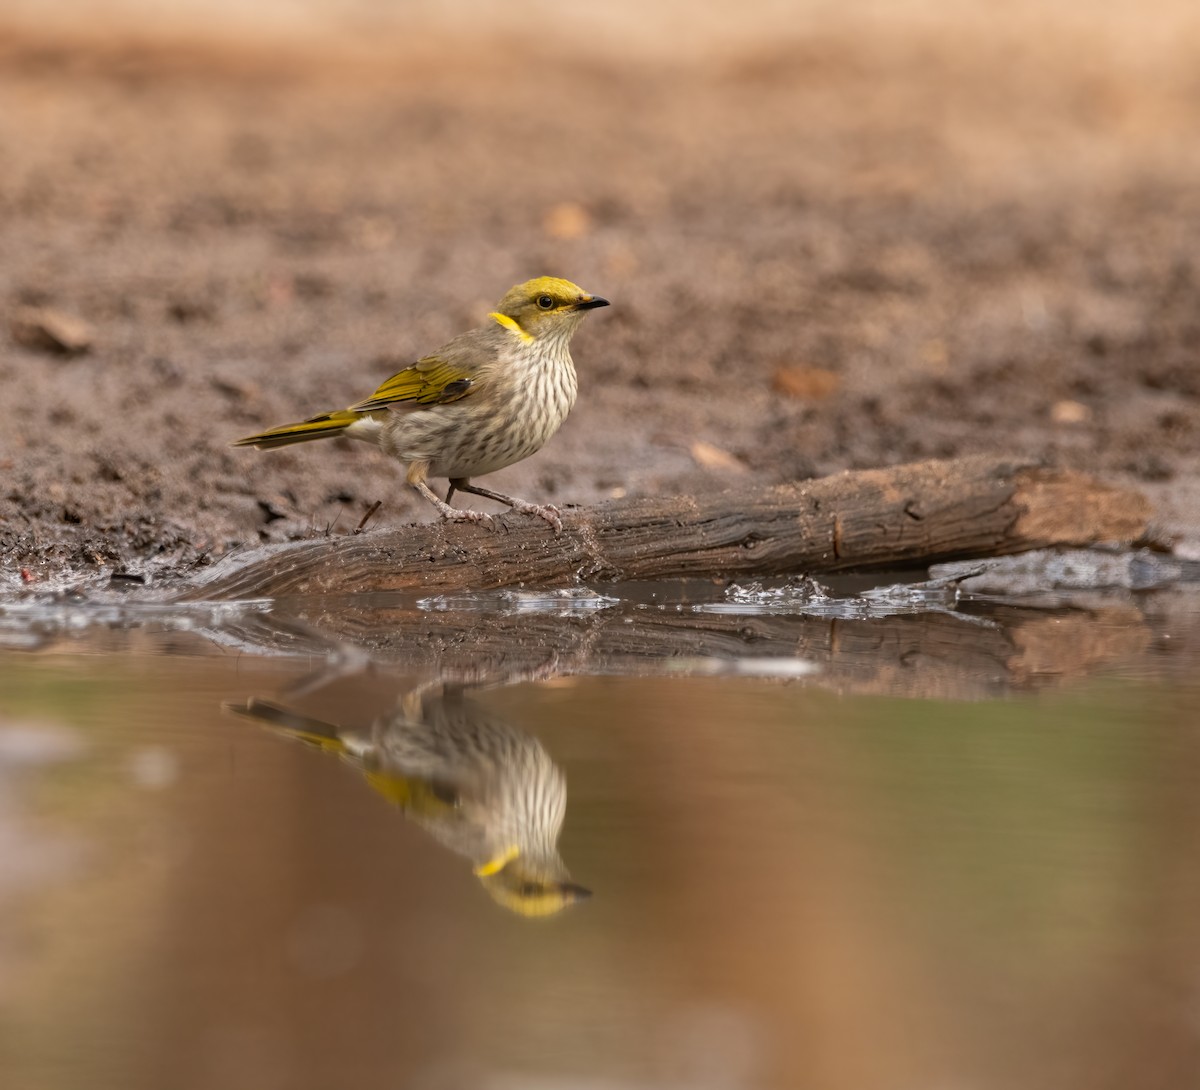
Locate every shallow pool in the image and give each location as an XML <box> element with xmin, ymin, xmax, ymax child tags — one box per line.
<box><xmin>1</xmin><ymin>582</ymin><xmax>1198</xmax><ymax>1089</ymax></box>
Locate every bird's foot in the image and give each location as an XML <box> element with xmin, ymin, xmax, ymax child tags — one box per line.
<box><xmin>443</xmin><ymin>479</ymin><xmax>563</xmax><ymax>534</ymax></box>
<box><xmin>414</xmin><ymin>477</ymin><xmax>499</xmax><ymax>531</ymax></box>
<box><xmin>507</xmin><ymin>499</ymin><xmax>563</xmax><ymax>534</ymax></box>
<box><xmin>438</xmin><ymin>506</ymin><xmax>499</xmax><ymax>532</ymax></box>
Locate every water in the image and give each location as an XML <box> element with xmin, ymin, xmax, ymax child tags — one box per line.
<box><xmin>1</xmin><ymin>581</ymin><xmax>1199</xmax><ymax>1090</ymax></box>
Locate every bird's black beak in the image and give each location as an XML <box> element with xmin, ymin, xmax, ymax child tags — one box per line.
<box><xmin>575</xmin><ymin>296</ymin><xmax>610</xmax><ymax>310</ymax></box>
<box><xmin>561</xmin><ymin>882</ymin><xmax>593</xmax><ymax>902</ymax></box>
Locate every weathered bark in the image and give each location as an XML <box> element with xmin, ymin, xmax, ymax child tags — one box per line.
<box><xmin>180</xmin><ymin>456</ymin><xmax>1151</xmax><ymax>601</ymax></box>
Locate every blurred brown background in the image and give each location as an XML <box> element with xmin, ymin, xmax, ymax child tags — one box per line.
<box><xmin>2</xmin><ymin>0</ymin><xmax>1199</xmax><ymax>576</ymax></box>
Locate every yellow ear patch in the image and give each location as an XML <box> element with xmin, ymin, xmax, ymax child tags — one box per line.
<box><xmin>474</xmin><ymin>843</ymin><xmax>521</xmax><ymax>876</ymax></box>
<box><xmin>489</xmin><ymin>312</ymin><xmax>534</xmax><ymax>343</ymax></box>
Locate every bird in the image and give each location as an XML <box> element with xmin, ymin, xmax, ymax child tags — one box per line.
<box><xmin>227</xmin><ymin>682</ymin><xmax>592</xmax><ymax>918</ymax></box>
<box><xmin>232</xmin><ymin>276</ymin><xmax>610</xmax><ymax>532</ymax></box>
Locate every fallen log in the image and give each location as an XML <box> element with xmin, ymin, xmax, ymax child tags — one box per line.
<box><xmin>179</xmin><ymin>455</ymin><xmax>1151</xmax><ymax>601</ymax></box>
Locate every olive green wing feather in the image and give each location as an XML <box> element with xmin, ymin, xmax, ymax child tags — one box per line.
<box><xmin>349</xmin><ymin>355</ymin><xmax>476</xmax><ymax>413</ymax></box>
<box><xmin>348</xmin><ymin>326</ymin><xmax>506</xmax><ymax>412</ymax></box>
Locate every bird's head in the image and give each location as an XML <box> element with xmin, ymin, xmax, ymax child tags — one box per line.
<box><xmin>490</xmin><ymin>277</ymin><xmax>609</xmax><ymax>343</ymax></box>
<box><xmin>476</xmin><ymin>851</ymin><xmax>592</xmax><ymax>918</ymax></box>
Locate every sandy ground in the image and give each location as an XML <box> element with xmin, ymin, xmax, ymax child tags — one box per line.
<box><xmin>2</xmin><ymin>5</ymin><xmax>1199</xmax><ymax>585</ymax></box>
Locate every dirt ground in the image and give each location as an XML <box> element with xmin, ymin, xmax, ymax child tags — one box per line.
<box><xmin>2</xmin><ymin>8</ymin><xmax>1199</xmax><ymax>587</ymax></box>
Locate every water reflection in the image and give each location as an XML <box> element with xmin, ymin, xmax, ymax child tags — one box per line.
<box><xmin>227</xmin><ymin>672</ymin><xmax>591</xmax><ymax>918</ymax></box>
<box><xmin>5</xmin><ymin>631</ymin><xmax>1200</xmax><ymax>1088</ymax></box>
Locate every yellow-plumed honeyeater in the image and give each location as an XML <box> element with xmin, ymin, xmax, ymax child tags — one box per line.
<box><xmin>228</xmin><ymin>684</ymin><xmax>591</xmax><ymax>918</ymax></box>
<box><xmin>232</xmin><ymin>277</ymin><xmax>609</xmax><ymax>532</ymax></box>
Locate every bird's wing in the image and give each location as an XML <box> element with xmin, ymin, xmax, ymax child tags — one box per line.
<box><xmin>363</xmin><ymin>769</ymin><xmax>464</xmax><ymax>814</ymax></box>
<box><xmin>348</xmin><ymin>354</ymin><xmax>475</xmax><ymax>412</ymax></box>
<box><xmin>348</xmin><ymin>327</ymin><xmax>501</xmax><ymax>412</ymax></box>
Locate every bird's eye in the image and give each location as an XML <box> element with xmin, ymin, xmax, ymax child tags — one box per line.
<box><xmin>536</xmin><ymin>294</ymin><xmax>555</xmax><ymax>310</ymax></box>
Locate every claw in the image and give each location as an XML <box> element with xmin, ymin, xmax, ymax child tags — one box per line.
<box><xmin>439</xmin><ymin>507</ymin><xmax>498</xmax><ymax>532</ymax></box>
<box><xmin>510</xmin><ymin>501</ymin><xmax>563</xmax><ymax>534</ymax></box>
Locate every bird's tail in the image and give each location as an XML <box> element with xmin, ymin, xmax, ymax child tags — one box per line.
<box><xmin>226</xmin><ymin>698</ymin><xmax>454</xmax><ymax>815</ymax></box>
<box><xmin>231</xmin><ymin>409</ymin><xmax>362</xmax><ymax>449</ymax></box>
<box><xmin>223</xmin><ymin>698</ymin><xmax>348</xmax><ymax>754</ymax></box>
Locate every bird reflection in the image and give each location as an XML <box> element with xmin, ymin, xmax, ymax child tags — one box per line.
<box><xmin>227</xmin><ymin>677</ymin><xmax>590</xmax><ymax>918</ymax></box>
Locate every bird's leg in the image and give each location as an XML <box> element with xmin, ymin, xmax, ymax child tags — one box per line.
<box><xmin>448</xmin><ymin>478</ymin><xmax>563</xmax><ymax>534</ymax></box>
<box><xmin>406</xmin><ymin>462</ymin><xmax>496</xmax><ymax>530</ymax></box>
<box><xmin>413</xmin><ymin>479</ymin><xmax>497</xmax><ymax>530</ymax></box>
<box><xmin>444</xmin><ymin>482</ymin><xmax>457</xmax><ymax>505</ymax></box>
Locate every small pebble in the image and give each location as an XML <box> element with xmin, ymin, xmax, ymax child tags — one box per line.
<box><xmin>771</xmin><ymin>365</ymin><xmax>840</xmax><ymax>400</ymax></box>
<box><xmin>1051</xmin><ymin>399</ymin><xmax>1091</xmax><ymax>424</ymax></box>
<box><xmin>10</xmin><ymin>306</ymin><xmax>94</xmax><ymax>355</ymax></box>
